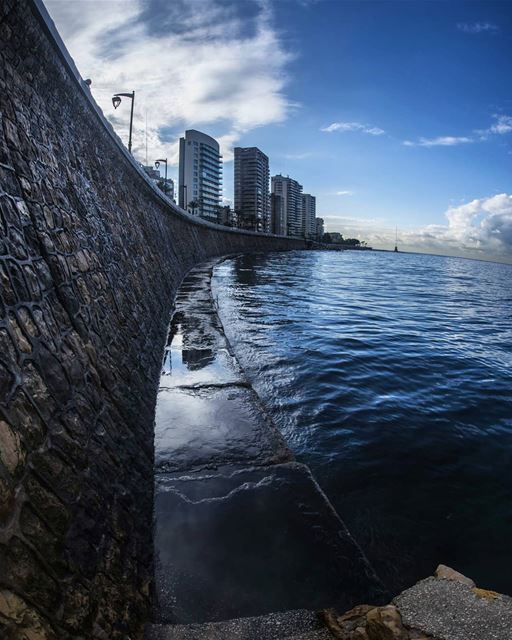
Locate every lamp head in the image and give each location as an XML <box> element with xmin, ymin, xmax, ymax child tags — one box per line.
<box><xmin>154</xmin><ymin>161</ymin><xmax>160</xmax><ymax>169</ymax></box>
<box><xmin>112</xmin><ymin>95</ymin><xmax>121</xmax><ymax>109</ymax></box>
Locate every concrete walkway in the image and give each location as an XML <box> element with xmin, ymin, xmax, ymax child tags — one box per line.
<box><xmin>148</xmin><ymin>259</ymin><xmax>384</xmax><ymax>635</ymax></box>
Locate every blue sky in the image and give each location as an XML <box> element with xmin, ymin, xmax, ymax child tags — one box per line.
<box><xmin>46</xmin><ymin>0</ymin><xmax>512</xmax><ymax>262</ymax></box>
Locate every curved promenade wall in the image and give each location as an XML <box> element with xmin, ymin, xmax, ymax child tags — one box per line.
<box><xmin>0</xmin><ymin>1</ymin><xmax>305</xmax><ymax>638</ymax></box>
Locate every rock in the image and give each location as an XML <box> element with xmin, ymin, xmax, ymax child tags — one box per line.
<box><xmin>320</xmin><ymin>608</ymin><xmax>350</xmax><ymax>638</ymax></box>
<box><xmin>0</xmin><ymin>419</ymin><xmax>25</xmax><ymax>475</ymax></box>
<box><xmin>0</xmin><ymin>477</ymin><xmax>14</xmax><ymax>524</ymax></box>
<box><xmin>366</xmin><ymin>606</ymin><xmax>408</xmax><ymax>640</ymax></box>
<box><xmin>339</xmin><ymin>605</ymin><xmax>375</xmax><ymax>623</ymax></box>
<box><xmin>337</xmin><ymin>605</ymin><xmax>376</xmax><ymax>634</ymax></box>
<box><xmin>0</xmin><ymin>589</ymin><xmax>56</xmax><ymax>639</ymax></box>
<box><xmin>0</xmin><ymin>589</ymin><xmax>26</xmax><ymax>623</ymax></box>
<box><xmin>434</xmin><ymin>564</ymin><xmax>475</xmax><ymax>588</ymax></box>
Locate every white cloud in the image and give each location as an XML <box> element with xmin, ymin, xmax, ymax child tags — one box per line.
<box><xmin>478</xmin><ymin>114</ymin><xmax>512</xmax><ymax>138</ymax></box>
<box><xmin>403</xmin><ymin>136</ymin><xmax>473</xmax><ymax>147</ymax></box>
<box><xmin>407</xmin><ymin>114</ymin><xmax>512</xmax><ymax>147</ymax></box>
<box><xmin>490</xmin><ymin>115</ymin><xmax>512</xmax><ymax>134</ymax></box>
<box><xmin>282</xmin><ymin>152</ymin><xmax>314</xmax><ymax>160</ymax></box>
<box><xmin>457</xmin><ymin>22</ymin><xmax>499</xmax><ymax>34</ymax></box>
<box><xmin>45</xmin><ymin>0</ymin><xmax>293</xmax><ymax>166</ymax></box>
<box><xmin>336</xmin><ymin>190</ymin><xmax>353</xmax><ymax>196</ymax></box>
<box><xmin>321</xmin><ymin>122</ymin><xmax>385</xmax><ymax>135</ymax></box>
<box><xmin>324</xmin><ymin>194</ymin><xmax>512</xmax><ymax>262</ymax></box>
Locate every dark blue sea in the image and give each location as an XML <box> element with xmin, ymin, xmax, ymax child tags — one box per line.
<box><xmin>212</xmin><ymin>250</ymin><xmax>512</xmax><ymax>595</ymax></box>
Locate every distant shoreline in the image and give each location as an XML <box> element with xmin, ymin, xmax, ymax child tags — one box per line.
<box><xmin>360</xmin><ymin>247</ymin><xmax>512</xmax><ymax>267</ymax></box>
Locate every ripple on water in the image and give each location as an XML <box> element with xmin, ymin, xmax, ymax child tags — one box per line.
<box><xmin>212</xmin><ymin>250</ymin><xmax>512</xmax><ymax>595</ymax></box>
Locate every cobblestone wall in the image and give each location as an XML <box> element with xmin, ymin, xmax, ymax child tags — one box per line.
<box><xmin>0</xmin><ymin>1</ymin><xmax>304</xmax><ymax>638</ymax></box>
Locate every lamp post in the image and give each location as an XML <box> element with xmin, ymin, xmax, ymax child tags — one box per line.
<box><xmin>112</xmin><ymin>91</ymin><xmax>135</xmax><ymax>154</ymax></box>
<box><xmin>155</xmin><ymin>158</ymin><xmax>168</xmax><ymax>195</ymax></box>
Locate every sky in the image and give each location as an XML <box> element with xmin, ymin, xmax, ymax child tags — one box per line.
<box><xmin>45</xmin><ymin>0</ymin><xmax>512</xmax><ymax>263</ymax></box>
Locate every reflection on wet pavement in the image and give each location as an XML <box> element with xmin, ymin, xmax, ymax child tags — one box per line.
<box><xmin>152</xmin><ymin>259</ymin><xmax>384</xmax><ymax>627</ymax></box>
<box><xmin>161</xmin><ymin>343</ymin><xmax>242</xmax><ymax>389</ymax></box>
<box><xmin>155</xmin><ymin>386</ymin><xmax>291</xmax><ymax>472</ymax></box>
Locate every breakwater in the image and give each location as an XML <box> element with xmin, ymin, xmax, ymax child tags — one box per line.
<box><xmin>0</xmin><ymin>2</ymin><xmax>304</xmax><ymax>638</ymax></box>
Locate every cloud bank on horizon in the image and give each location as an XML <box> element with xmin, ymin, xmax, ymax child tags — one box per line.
<box><xmin>326</xmin><ymin>194</ymin><xmax>512</xmax><ymax>263</ymax></box>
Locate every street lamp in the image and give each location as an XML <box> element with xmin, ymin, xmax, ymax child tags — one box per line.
<box><xmin>155</xmin><ymin>158</ymin><xmax>168</xmax><ymax>195</ymax></box>
<box><xmin>112</xmin><ymin>91</ymin><xmax>135</xmax><ymax>154</ymax></box>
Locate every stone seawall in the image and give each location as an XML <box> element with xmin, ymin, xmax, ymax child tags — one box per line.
<box><xmin>0</xmin><ymin>2</ymin><xmax>304</xmax><ymax>638</ymax></box>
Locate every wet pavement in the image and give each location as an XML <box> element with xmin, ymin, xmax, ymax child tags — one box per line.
<box><xmin>152</xmin><ymin>259</ymin><xmax>385</xmax><ymax>629</ymax></box>
<box><xmin>155</xmin><ymin>463</ymin><xmax>382</xmax><ymax>624</ymax></box>
<box><xmin>155</xmin><ymin>386</ymin><xmax>291</xmax><ymax>472</ymax></box>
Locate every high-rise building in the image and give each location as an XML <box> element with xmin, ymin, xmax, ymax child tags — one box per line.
<box><xmin>234</xmin><ymin>147</ymin><xmax>270</xmax><ymax>232</ymax></box>
<box><xmin>179</xmin><ymin>130</ymin><xmax>222</xmax><ymax>222</ymax></box>
<box><xmin>271</xmin><ymin>174</ymin><xmax>303</xmax><ymax>237</ymax></box>
<box><xmin>315</xmin><ymin>217</ymin><xmax>324</xmax><ymax>241</ymax></box>
<box><xmin>270</xmin><ymin>193</ymin><xmax>285</xmax><ymax>235</ymax></box>
<box><xmin>302</xmin><ymin>194</ymin><xmax>316</xmax><ymax>238</ymax></box>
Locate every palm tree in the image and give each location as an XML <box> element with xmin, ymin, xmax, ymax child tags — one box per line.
<box><xmin>188</xmin><ymin>199</ymin><xmax>199</xmax><ymax>216</ymax></box>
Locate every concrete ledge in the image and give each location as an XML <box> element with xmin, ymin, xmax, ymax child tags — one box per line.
<box><xmin>395</xmin><ymin>577</ymin><xmax>512</xmax><ymax>640</ymax></box>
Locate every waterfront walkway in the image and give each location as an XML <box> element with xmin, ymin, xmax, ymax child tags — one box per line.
<box><xmin>147</xmin><ymin>259</ymin><xmax>384</xmax><ymax>638</ymax></box>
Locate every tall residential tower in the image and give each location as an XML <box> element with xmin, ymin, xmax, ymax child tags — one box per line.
<box><xmin>302</xmin><ymin>194</ymin><xmax>316</xmax><ymax>238</ymax></box>
<box><xmin>234</xmin><ymin>147</ymin><xmax>270</xmax><ymax>232</ymax></box>
<box><xmin>179</xmin><ymin>130</ymin><xmax>222</xmax><ymax>222</ymax></box>
<box><xmin>271</xmin><ymin>174</ymin><xmax>303</xmax><ymax>237</ymax></box>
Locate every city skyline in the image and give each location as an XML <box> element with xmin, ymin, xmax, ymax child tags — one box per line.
<box><xmin>45</xmin><ymin>0</ymin><xmax>512</xmax><ymax>263</ymax></box>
